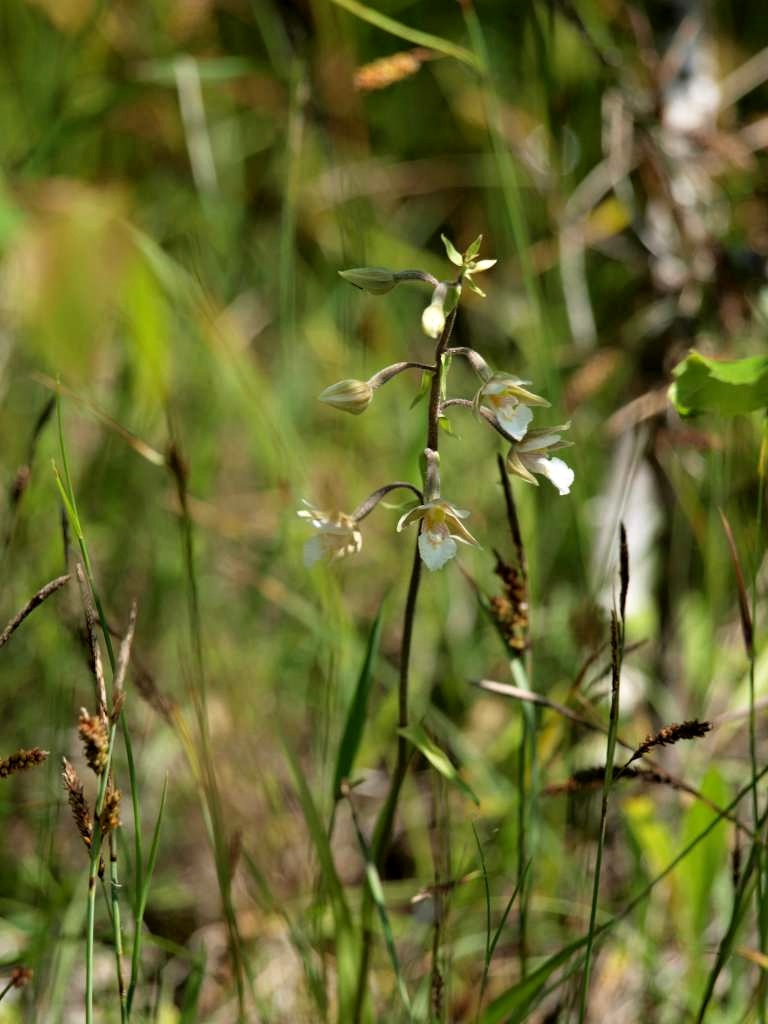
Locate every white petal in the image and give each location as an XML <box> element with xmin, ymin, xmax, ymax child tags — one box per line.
<box><xmin>519</xmin><ymin>432</ymin><xmax>561</xmax><ymax>453</ymax></box>
<box><xmin>496</xmin><ymin>403</ymin><xmax>533</xmax><ymax>441</ymax></box>
<box><xmin>481</xmin><ymin>379</ymin><xmax>507</xmax><ymax>396</ymax></box>
<box><xmin>303</xmin><ymin>536</ymin><xmax>324</xmax><ymax>567</ymax></box>
<box><xmin>418</xmin><ymin>530</ymin><xmax>457</xmax><ymax>571</ymax></box>
<box><xmin>526</xmin><ymin>455</ymin><xmax>574</xmax><ymax>495</ymax></box>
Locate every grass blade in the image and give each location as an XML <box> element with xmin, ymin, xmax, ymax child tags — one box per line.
<box><xmin>127</xmin><ymin>776</ymin><xmax>168</xmax><ymax>1015</ymax></box>
<box><xmin>344</xmin><ymin>786</ymin><xmax>411</xmax><ymax>1017</ymax></box>
<box><xmin>282</xmin><ymin>737</ymin><xmax>357</xmax><ymax>1022</ymax></box>
<box><xmin>327</xmin><ymin>0</ymin><xmax>479</xmax><ymax>68</ymax></box>
<box><xmin>399</xmin><ymin>722</ymin><xmax>479</xmax><ymax>806</ymax></box>
<box><xmin>332</xmin><ymin>603</ymin><xmax>385</xmax><ymax>801</ymax></box>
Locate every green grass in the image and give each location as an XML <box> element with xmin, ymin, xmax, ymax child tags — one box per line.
<box><xmin>0</xmin><ymin>0</ymin><xmax>767</xmax><ymax>1020</ymax></box>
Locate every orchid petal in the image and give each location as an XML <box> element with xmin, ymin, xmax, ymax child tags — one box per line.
<box><xmin>525</xmin><ymin>455</ymin><xmax>575</xmax><ymax>495</ymax></box>
<box><xmin>506</xmin><ymin>449</ymin><xmax>539</xmax><ymax>486</ymax></box>
<box><xmin>495</xmin><ymin>403</ymin><xmax>533</xmax><ymax>441</ymax></box>
<box><xmin>396</xmin><ymin>505</ymin><xmax>427</xmax><ymax>532</ymax></box>
<box><xmin>418</xmin><ymin>529</ymin><xmax>457</xmax><ymax>571</ymax></box>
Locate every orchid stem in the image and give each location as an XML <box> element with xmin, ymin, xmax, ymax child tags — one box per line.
<box><xmin>351</xmin><ymin>303</ymin><xmax>458</xmax><ymax>1023</ymax></box>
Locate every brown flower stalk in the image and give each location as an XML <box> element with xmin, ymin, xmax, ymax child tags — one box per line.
<box><xmin>0</xmin><ymin>575</ymin><xmax>70</xmax><ymax>651</ymax></box>
<box><xmin>545</xmin><ymin>764</ymin><xmax>682</xmax><ymax>796</ymax></box>
<box><xmin>75</xmin><ymin>565</ymin><xmax>108</xmax><ymax>721</ymax></box>
<box><xmin>99</xmin><ymin>785</ymin><xmax>121</xmax><ymax>835</ymax></box>
<box><xmin>62</xmin><ymin>757</ymin><xmax>93</xmax><ymax>849</ymax></box>
<box><xmin>489</xmin><ymin>551</ymin><xmax>529</xmax><ymax>653</ymax></box>
<box><xmin>626</xmin><ymin>719</ymin><xmax>712</xmax><ymax>767</ymax></box>
<box><xmin>78</xmin><ymin>709</ymin><xmax>109</xmax><ymax>775</ymax></box>
<box><xmin>0</xmin><ymin>747</ymin><xmax>48</xmax><ymax>778</ymax></box>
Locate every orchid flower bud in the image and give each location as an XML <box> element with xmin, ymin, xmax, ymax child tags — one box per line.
<box><xmin>421</xmin><ymin>282</ymin><xmax>448</xmax><ymax>338</ymax></box>
<box><xmin>318</xmin><ymin>379</ymin><xmax>374</xmax><ymax>415</ymax></box>
<box><xmin>338</xmin><ymin>267</ymin><xmax>398</xmax><ymax>294</ymax></box>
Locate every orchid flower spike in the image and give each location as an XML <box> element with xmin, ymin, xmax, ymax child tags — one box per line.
<box><xmin>506</xmin><ymin>424</ymin><xmax>575</xmax><ymax>495</ymax></box>
<box><xmin>297</xmin><ymin>502</ymin><xmax>362</xmax><ymax>567</ymax></box>
<box><xmin>475</xmin><ymin>373</ymin><xmax>550</xmax><ymax>441</ymax></box>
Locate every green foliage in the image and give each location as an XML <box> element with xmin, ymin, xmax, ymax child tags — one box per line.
<box><xmin>0</xmin><ymin>0</ymin><xmax>767</xmax><ymax>1020</ymax></box>
<box><xmin>332</xmin><ymin>604</ymin><xmax>385</xmax><ymax>801</ymax></box>
<box><xmin>398</xmin><ymin>723</ymin><xmax>479</xmax><ymax>805</ymax></box>
<box><xmin>670</xmin><ymin>350</ymin><xmax>768</xmax><ymax>417</ymax></box>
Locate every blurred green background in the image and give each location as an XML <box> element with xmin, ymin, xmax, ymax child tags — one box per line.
<box><xmin>0</xmin><ymin>0</ymin><xmax>767</xmax><ymax>1020</ymax></box>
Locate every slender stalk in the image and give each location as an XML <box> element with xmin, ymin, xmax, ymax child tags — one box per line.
<box><xmin>167</xmin><ymin>436</ymin><xmax>249</xmax><ymax>1021</ymax></box>
<box><xmin>108</xmin><ymin>834</ymin><xmax>127</xmax><ymax>1017</ymax></box>
<box><xmin>753</xmin><ymin>420</ymin><xmax>766</xmax><ymax>1018</ymax></box>
<box><xmin>578</xmin><ymin>609</ymin><xmax>624</xmax><ymax>1023</ymax></box>
<box><xmin>56</xmin><ymin>397</ymin><xmax>130</xmax><ymax>1023</ymax></box>
<box><xmin>351</xmin><ymin>303</ymin><xmax>458</xmax><ymax>1022</ymax></box>
<box><xmin>498</xmin><ymin>454</ymin><xmax>535</xmax><ymax>975</ymax></box>
<box><xmin>515</xmin><ymin>694</ymin><xmax>529</xmax><ymax>975</ymax></box>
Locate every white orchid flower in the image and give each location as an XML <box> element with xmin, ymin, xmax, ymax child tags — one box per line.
<box><xmin>396</xmin><ymin>498</ymin><xmax>479</xmax><ymax>571</ymax></box>
<box><xmin>506</xmin><ymin>424</ymin><xmax>575</xmax><ymax>495</ymax></box>
<box><xmin>297</xmin><ymin>502</ymin><xmax>362</xmax><ymax>567</ymax></box>
<box><xmin>476</xmin><ymin>374</ymin><xmax>550</xmax><ymax>441</ymax></box>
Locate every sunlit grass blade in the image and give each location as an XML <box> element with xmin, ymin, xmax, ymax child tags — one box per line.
<box><xmin>127</xmin><ymin>776</ymin><xmax>168</xmax><ymax>1015</ymax></box>
<box><xmin>480</xmin><ymin>931</ymin><xmax>591</xmax><ymax>1024</ymax></box>
<box><xmin>179</xmin><ymin>951</ymin><xmax>206</xmax><ymax>1024</ymax></box>
<box><xmin>399</xmin><ymin>722</ymin><xmax>479</xmax><ymax>806</ymax></box>
<box><xmin>327</xmin><ymin>0</ymin><xmax>479</xmax><ymax>68</ymax></box>
<box><xmin>344</xmin><ymin>785</ymin><xmax>411</xmax><ymax>1017</ymax></box>
<box><xmin>332</xmin><ymin>602</ymin><xmax>385</xmax><ymax>803</ymax></box>
<box><xmin>282</xmin><ymin>736</ymin><xmax>357</xmax><ymax>1022</ymax></box>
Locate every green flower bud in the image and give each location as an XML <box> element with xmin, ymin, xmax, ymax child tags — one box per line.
<box><xmin>338</xmin><ymin>267</ymin><xmax>398</xmax><ymax>294</ymax></box>
<box><xmin>318</xmin><ymin>379</ymin><xmax>374</xmax><ymax>415</ymax></box>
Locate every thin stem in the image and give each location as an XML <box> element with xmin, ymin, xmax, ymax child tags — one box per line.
<box><xmin>393</xmin><ymin>269</ymin><xmax>440</xmax><ymax>287</ymax></box>
<box><xmin>352</xmin><ymin>535</ymin><xmax>421</xmax><ymax>1024</ymax></box>
<box><xmin>352</xmin><ymin>482</ymin><xmax>423</xmax><ymax>523</ymax></box>
<box><xmin>497</xmin><ymin>453</ymin><xmax>534</xmax><ymax>974</ymax></box>
<box><xmin>0</xmin><ymin>574</ymin><xmax>70</xmax><ymax>650</ymax></box>
<box><xmin>578</xmin><ymin>612</ymin><xmax>623</xmax><ymax>1023</ymax></box>
<box><xmin>427</xmin><ymin>304</ymin><xmax>459</xmax><ymax>451</ymax></box>
<box><xmin>167</xmin><ymin>436</ymin><xmax>249</xmax><ymax>1021</ymax></box>
<box><xmin>441</xmin><ymin>397</ymin><xmax>520</xmax><ymax>444</ymax></box>
<box><xmin>352</xmin><ymin>299</ymin><xmax>458</xmax><ymax>1023</ymax></box>
<box><xmin>754</xmin><ymin>419</ymin><xmax>766</xmax><ymax>1019</ymax></box>
<box><xmin>108</xmin><ymin>834</ymin><xmax>127</xmax><ymax>1019</ymax></box>
<box><xmin>57</xmin><ymin>397</ymin><xmax>128</xmax><ymax>1024</ymax></box>
<box><xmin>368</xmin><ymin>361</ymin><xmax>435</xmax><ymax>391</ymax></box>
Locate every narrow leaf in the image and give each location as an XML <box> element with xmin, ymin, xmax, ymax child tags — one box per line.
<box><xmin>480</xmin><ymin>933</ymin><xmax>589</xmax><ymax>1023</ymax></box>
<box><xmin>327</xmin><ymin>0</ymin><xmax>479</xmax><ymax>68</ymax></box>
<box><xmin>410</xmin><ymin>370</ymin><xmax>431</xmax><ymax>409</ymax></box>
<box><xmin>398</xmin><ymin>723</ymin><xmax>479</xmax><ymax>804</ymax></box>
<box><xmin>719</xmin><ymin>508</ymin><xmax>754</xmax><ymax>657</ymax></box>
<box><xmin>332</xmin><ymin>604</ymin><xmax>385</xmax><ymax>799</ymax></box>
